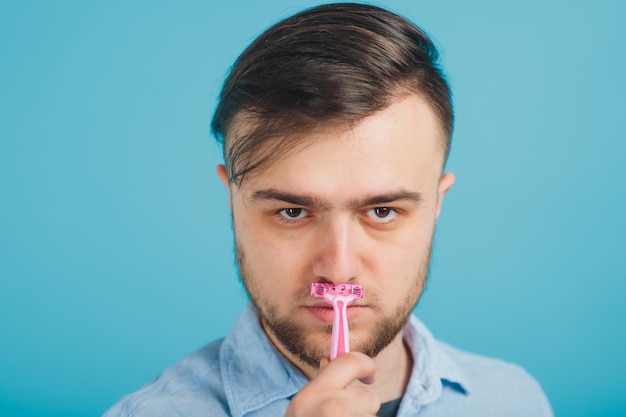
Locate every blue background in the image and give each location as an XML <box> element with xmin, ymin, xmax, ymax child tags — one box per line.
<box><xmin>1</xmin><ymin>1</ymin><xmax>624</xmax><ymax>416</ymax></box>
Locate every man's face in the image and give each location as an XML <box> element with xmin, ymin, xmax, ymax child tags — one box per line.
<box><xmin>218</xmin><ymin>94</ymin><xmax>454</xmax><ymax>369</ymax></box>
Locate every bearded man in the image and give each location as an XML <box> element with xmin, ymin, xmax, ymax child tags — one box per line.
<box><xmin>104</xmin><ymin>3</ymin><xmax>553</xmax><ymax>416</ymax></box>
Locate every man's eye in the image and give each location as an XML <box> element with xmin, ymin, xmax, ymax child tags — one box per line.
<box><xmin>278</xmin><ymin>208</ymin><xmax>308</xmax><ymax>220</ymax></box>
<box><xmin>366</xmin><ymin>207</ymin><xmax>397</xmax><ymax>222</ymax></box>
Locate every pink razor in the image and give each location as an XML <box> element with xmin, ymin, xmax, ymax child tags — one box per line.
<box><xmin>310</xmin><ymin>283</ymin><xmax>364</xmax><ymax>360</ymax></box>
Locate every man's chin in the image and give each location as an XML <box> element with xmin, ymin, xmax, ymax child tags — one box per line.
<box><xmin>264</xmin><ymin>320</ymin><xmax>385</xmax><ymax>367</ymax></box>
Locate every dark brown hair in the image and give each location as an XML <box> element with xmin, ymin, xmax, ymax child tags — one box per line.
<box><xmin>211</xmin><ymin>2</ymin><xmax>453</xmax><ymax>185</ymax></box>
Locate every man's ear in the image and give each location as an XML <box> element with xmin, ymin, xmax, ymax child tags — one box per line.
<box><xmin>435</xmin><ymin>172</ymin><xmax>455</xmax><ymax>219</ymax></box>
<box><xmin>216</xmin><ymin>165</ymin><xmax>232</xmax><ymax>209</ymax></box>
<box><xmin>216</xmin><ymin>164</ymin><xmax>229</xmax><ymax>187</ymax></box>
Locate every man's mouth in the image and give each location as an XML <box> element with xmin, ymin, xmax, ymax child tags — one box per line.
<box><xmin>305</xmin><ymin>304</ymin><xmax>368</xmax><ymax>323</ymax></box>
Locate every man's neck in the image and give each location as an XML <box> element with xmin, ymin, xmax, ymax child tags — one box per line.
<box><xmin>355</xmin><ymin>332</ymin><xmax>413</xmax><ymax>402</ymax></box>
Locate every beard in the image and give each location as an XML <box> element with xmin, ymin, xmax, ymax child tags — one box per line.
<box><xmin>235</xmin><ymin>240</ymin><xmax>431</xmax><ymax>369</ymax></box>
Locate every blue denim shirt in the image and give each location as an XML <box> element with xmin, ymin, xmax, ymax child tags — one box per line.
<box><xmin>104</xmin><ymin>304</ymin><xmax>553</xmax><ymax>417</ymax></box>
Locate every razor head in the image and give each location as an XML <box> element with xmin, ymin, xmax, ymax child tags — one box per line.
<box><xmin>310</xmin><ymin>283</ymin><xmax>364</xmax><ymax>299</ymax></box>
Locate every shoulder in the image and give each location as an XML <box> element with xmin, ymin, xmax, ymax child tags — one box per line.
<box><xmin>438</xmin><ymin>341</ymin><xmax>553</xmax><ymax>417</ymax></box>
<box><xmin>439</xmin><ymin>341</ymin><xmax>541</xmax><ymax>388</ymax></box>
<box><xmin>102</xmin><ymin>339</ymin><xmax>230</xmax><ymax>417</ymax></box>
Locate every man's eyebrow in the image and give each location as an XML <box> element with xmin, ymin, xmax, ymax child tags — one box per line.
<box><xmin>353</xmin><ymin>191</ymin><xmax>422</xmax><ymax>208</ymax></box>
<box><xmin>249</xmin><ymin>189</ymin><xmax>328</xmax><ymax>208</ymax></box>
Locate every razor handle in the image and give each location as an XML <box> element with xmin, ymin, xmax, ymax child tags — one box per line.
<box><xmin>324</xmin><ymin>293</ymin><xmax>355</xmax><ymax>360</ymax></box>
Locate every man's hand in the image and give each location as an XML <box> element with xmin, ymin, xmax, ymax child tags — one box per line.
<box><xmin>285</xmin><ymin>352</ymin><xmax>380</xmax><ymax>417</ymax></box>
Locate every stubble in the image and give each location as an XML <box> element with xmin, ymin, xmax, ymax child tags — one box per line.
<box><xmin>234</xmin><ymin>240</ymin><xmax>432</xmax><ymax>368</ymax></box>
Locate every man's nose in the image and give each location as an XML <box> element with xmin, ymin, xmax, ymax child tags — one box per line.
<box><xmin>311</xmin><ymin>215</ymin><xmax>363</xmax><ymax>283</ymax></box>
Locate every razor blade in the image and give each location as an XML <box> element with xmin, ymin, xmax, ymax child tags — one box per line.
<box><xmin>310</xmin><ymin>283</ymin><xmax>364</xmax><ymax>298</ymax></box>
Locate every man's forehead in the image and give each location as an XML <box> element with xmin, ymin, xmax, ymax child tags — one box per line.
<box><xmin>225</xmin><ymin>94</ymin><xmax>447</xmax><ymax>187</ymax></box>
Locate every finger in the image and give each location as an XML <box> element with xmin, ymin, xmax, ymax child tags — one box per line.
<box><xmin>319</xmin><ymin>357</ymin><xmax>330</xmax><ymax>370</ymax></box>
<box><xmin>310</xmin><ymin>352</ymin><xmax>376</xmax><ymax>390</ymax></box>
<box><xmin>288</xmin><ymin>386</ymin><xmax>380</xmax><ymax>417</ymax></box>
<box><xmin>341</xmin><ymin>386</ymin><xmax>381</xmax><ymax>415</ymax></box>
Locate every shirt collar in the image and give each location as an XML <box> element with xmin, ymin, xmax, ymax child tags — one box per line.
<box><xmin>402</xmin><ymin>314</ymin><xmax>471</xmax><ymax>407</ymax></box>
<box><xmin>220</xmin><ymin>304</ymin><xmax>471</xmax><ymax>417</ymax></box>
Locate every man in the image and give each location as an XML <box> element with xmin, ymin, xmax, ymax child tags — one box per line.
<box><xmin>104</xmin><ymin>3</ymin><xmax>553</xmax><ymax>416</ymax></box>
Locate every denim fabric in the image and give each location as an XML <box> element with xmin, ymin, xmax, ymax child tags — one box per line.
<box><xmin>103</xmin><ymin>304</ymin><xmax>553</xmax><ymax>417</ymax></box>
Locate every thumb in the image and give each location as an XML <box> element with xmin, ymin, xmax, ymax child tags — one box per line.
<box><xmin>319</xmin><ymin>357</ymin><xmax>330</xmax><ymax>370</ymax></box>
